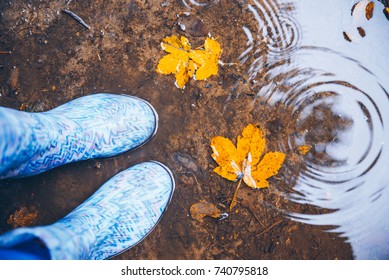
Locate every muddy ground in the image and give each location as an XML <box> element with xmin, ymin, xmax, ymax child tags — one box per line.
<box><xmin>0</xmin><ymin>0</ymin><xmax>353</xmax><ymax>259</ymax></box>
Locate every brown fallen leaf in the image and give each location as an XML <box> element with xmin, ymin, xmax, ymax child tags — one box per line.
<box><xmin>343</xmin><ymin>31</ymin><xmax>352</xmax><ymax>42</ymax></box>
<box><xmin>190</xmin><ymin>201</ymin><xmax>222</xmax><ymax>223</ymax></box>
<box><xmin>7</xmin><ymin>206</ymin><xmax>38</xmax><ymax>228</ymax></box>
<box><xmin>357</xmin><ymin>26</ymin><xmax>366</xmax><ymax>37</ymax></box>
<box><xmin>365</xmin><ymin>1</ymin><xmax>374</xmax><ymax>20</ymax></box>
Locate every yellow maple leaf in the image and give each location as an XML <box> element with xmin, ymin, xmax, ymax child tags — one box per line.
<box><xmin>156</xmin><ymin>35</ymin><xmax>222</xmax><ymax>89</ymax></box>
<box><xmin>210</xmin><ymin>124</ymin><xmax>286</xmax><ymax>210</ymax></box>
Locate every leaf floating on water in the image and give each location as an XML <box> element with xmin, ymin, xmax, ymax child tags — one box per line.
<box><xmin>365</xmin><ymin>1</ymin><xmax>374</xmax><ymax>20</ymax></box>
<box><xmin>357</xmin><ymin>26</ymin><xmax>366</xmax><ymax>37</ymax></box>
<box><xmin>297</xmin><ymin>145</ymin><xmax>311</xmax><ymax>155</ymax></box>
<box><xmin>7</xmin><ymin>206</ymin><xmax>38</xmax><ymax>228</ymax></box>
<box><xmin>156</xmin><ymin>35</ymin><xmax>222</xmax><ymax>89</ymax></box>
<box><xmin>190</xmin><ymin>201</ymin><xmax>222</xmax><ymax>223</ymax></box>
<box><xmin>210</xmin><ymin>124</ymin><xmax>286</xmax><ymax>210</ymax></box>
<box><xmin>211</xmin><ymin>124</ymin><xmax>286</xmax><ymax>189</ymax></box>
<box><xmin>343</xmin><ymin>31</ymin><xmax>352</xmax><ymax>42</ymax></box>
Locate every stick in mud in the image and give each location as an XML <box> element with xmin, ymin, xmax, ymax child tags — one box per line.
<box><xmin>62</xmin><ymin>9</ymin><xmax>91</xmax><ymax>30</ymax></box>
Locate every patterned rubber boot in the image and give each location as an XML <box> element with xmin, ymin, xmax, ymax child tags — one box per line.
<box><xmin>0</xmin><ymin>161</ymin><xmax>175</xmax><ymax>259</ymax></box>
<box><xmin>0</xmin><ymin>93</ymin><xmax>158</xmax><ymax>179</ymax></box>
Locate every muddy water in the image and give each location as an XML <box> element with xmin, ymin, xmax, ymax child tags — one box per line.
<box><xmin>0</xmin><ymin>0</ymin><xmax>388</xmax><ymax>260</ymax></box>
<box><xmin>237</xmin><ymin>0</ymin><xmax>389</xmax><ymax>259</ymax></box>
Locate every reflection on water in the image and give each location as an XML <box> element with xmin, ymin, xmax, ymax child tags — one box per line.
<box><xmin>237</xmin><ymin>0</ymin><xmax>389</xmax><ymax>259</ymax></box>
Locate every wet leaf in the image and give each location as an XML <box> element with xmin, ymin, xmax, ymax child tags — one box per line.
<box><xmin>190</xmin><ymin>201</ymin><xmax>222</xmax><ymax>222</ymax></box>
<box><xmin>297</xmin><ymin>145</ymin><xmax>311</xmax><ymax>155</ymax></box>
<box><xmin>211</xmin><ymin>124</ymin><xmax>286</xmax><ymax>189</ymax></box>
<box><xmin>365</xmin><ymin>1</ymin><xmax>374</xmax><ymax>20</ymax></box>
<box><xmin>156</xmin><ymin>35</ymin><xmax>222</xmax><ymax>89</ymax></box>
<box><xmin>7</xmin><ymin>206</ymin><xmax>38</xmax><ymax>228</ymax></box>
<box><xmin>357</xmin><ymin>26</ymin><xmax>366</xmax><ymax>37</ymax></box>
<box><xmin>343</xmin><ymin>31</ymin><xmax>352</xmax><ymax>42</ymax></box>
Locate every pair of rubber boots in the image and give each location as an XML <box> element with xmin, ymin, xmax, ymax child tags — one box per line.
<box><xmin>0</xmin><ymin>93</ymin><xmax>174</xmax><ymax>259</ymax></box>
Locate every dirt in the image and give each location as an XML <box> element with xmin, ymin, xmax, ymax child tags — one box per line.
<box><xmin>0</xmin><ymin>0</ymin><xmax>353</xmax><ymax>259</ymax></box>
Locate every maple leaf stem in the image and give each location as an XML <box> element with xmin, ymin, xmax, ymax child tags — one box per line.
<box><xmin>229</xmin><ymin>178</ymin><xmax>242</xmax><ymax>212</ymax></box>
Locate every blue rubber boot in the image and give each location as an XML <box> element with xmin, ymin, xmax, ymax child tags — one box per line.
<box><xmin>0</xmin><ymin>161</ymin><xmax>174</xmax><ymax>259</ymax></box>
<box><xmin>0</xmin><ymin>93</ymin><xmax>158</xmax><ymax>179</ymax></box>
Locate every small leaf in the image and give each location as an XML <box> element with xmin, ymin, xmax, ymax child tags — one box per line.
<box><xmin>297</xmin><ymin>145</ymin><xmax>311</xmax><ymax>155</ymax></box>
<box><xmin>365</xmin><ymin>1</ymin><xmax>374</xmax><ymax>20</ymax></box>
<box><xmin>357</xmin><ymin>26</ymin><xmax>366</xmax><ymax>37</ymax></box>
<box><xmin>190</xmin><ymin>201</ymin><xmax>222</xmax><ymax>222</ymax></box>
<box><xmin>7</xmin><ymin>206</ymin><xmax>38</xmax><ymax>228</ymax></box>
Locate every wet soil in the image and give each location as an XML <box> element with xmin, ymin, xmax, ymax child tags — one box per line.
<box><xmin>0</xmin><ymin>0</ymin><xmax>353</xmax><ymax>259</ymax></box>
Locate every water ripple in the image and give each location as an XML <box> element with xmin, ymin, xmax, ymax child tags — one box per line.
<box><xmin>241</xmin><ymin>0</ymin><xmax>301</xmax><ymax>71</ymax></box>
<box><xmin>251</xmin><ymin>44</ymin><xmax>389</xmax><ymax>259</ymax></box>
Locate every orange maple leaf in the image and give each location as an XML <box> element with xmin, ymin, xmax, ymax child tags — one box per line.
<box><xmin>210</xmin><ymin>124</ymin><xmax>286</xmax><ymax>210</ymax></box>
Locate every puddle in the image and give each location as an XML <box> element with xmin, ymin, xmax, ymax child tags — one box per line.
<box><xmin>0</xmin><ymin>0</ymin><xmax>388</xmax><ymax>259</ymax></box>
<box><xmin>237</xmin><ymin>0</ymin><xmax>389</xmax><ymax>259</ymax></box>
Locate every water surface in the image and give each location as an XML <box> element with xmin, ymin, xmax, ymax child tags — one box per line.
<box><xmin>238</xmin><ymin>0</ymin><xmax>389</xmax><ymax>259</ymax></box>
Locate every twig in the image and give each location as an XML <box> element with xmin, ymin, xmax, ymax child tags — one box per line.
<box><xmin>62</xmin><ymin>9</ymin><xmax>90</xmax><ymax>30</ymax></box>
<box><xmin>13</xmin><ymin>26</ymin><xmax>33</xmax><ymax>35</ymax></box>
<box><xmin>244</xmin><ymin>206</ymin><xmax>266</xmax><ymax>228</ymax></box>
<box><xmin>0</xmin><ymin>51</ymin><xmax>11</xmax><ymax>55</ymax></box>
<box><xmin>256</xmin><ymin>218</ymin><xmax>284</xmax><ymax>237</ymax></box>
<box><xmin>229</xmin><ymin>178</ymin><xmax>242</xmax><ymax>211</ymax></box>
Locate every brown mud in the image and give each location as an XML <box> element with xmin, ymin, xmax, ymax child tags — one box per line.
<box><xmin>0</xmin><ymin>0</ymin><xmax>353</xmax><ymax>259</ymax></box>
